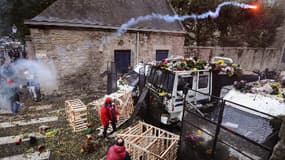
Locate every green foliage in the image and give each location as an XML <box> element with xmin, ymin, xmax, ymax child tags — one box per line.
<box><xmin>171</xmin><ymin>0</ymin><xmax>284</xmax><ymax>47</ymax></box>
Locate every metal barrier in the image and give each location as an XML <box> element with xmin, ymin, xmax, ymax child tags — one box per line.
<box><xmin>178</xmin><ymin>89</ymin><xmax>282</xmax><ymax>160</ymax></box>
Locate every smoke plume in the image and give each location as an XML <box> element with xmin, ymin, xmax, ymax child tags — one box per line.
<box><xmin>102</xmin><ymin>1</ymin><xmax>256</xmax><ymax>45</ymax></box>
<box><xmin>0</xmin><ymin>59</ymin><xmax>58</xmax><ymax>112</ymax></box>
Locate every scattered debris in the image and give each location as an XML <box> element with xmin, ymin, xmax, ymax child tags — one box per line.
<box><xmin>29</xmin><ymin>136</ymin><xmax>38</xmax><ymax>146</ymax></box>
<box><xmin>45</xmin><ymin>129</ymin><xmax>59</xmax><ymax>137</ymax></box>
<box><xmin>233</xmin><ymin>79</ymin><xmax>285</xmax><ymax>99</ymax></box>
<box><xmin>37</xmin><ymin>145</ymin><xmax>46</xmax><ymax>153</ymax></box>
<box><xmin>39</xmin><ymin>125</ymin><xmax>50</xmax><ymax>135</ymax></box>
<box><xmin>81</xmin><ymin>138</ymin><xmax>95</xmax><ymax>154</ymax></box>
<box><xmin>15</xmin><ymin>138</ymin><xmax>22</xmax><ymax>145</ymax></box>
<box><xmin>84</xmin><ymin>128</ymin><xmax>92</xmax><ymax>135</ymax></box>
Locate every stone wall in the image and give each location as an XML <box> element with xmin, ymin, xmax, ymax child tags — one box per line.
<box><xmin>185</xmin><ymin>46</ymin><xmax>282</xmax><ymax>71</ymax></box>
<box><xmin>28</xmin><ymin>27</ymin><xmax>185</xmax><ymax>97</ymax></box>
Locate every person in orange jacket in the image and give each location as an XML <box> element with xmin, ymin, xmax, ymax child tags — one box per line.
<box><xmin>100</xmin><ymin>97</ymin><xmax>119</xmax><ymax>138</ymax></box>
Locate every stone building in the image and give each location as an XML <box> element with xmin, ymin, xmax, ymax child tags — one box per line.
<box><xmin>25</xmin><ymin>0</ymin><xmax>185</xmax><ymax>97</ymax></box>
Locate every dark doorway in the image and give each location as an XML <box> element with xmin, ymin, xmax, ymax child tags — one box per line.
<box><xmin>156</xmin><ymin>50</ymin><xmax>169</xmax><ymax>61</ymax></box>
<box><xmin>114</xmin><ymin>50</ymin><xmax>131</xmax><ymax>77</ymax></box>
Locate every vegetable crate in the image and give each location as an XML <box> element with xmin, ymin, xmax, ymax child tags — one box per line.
<box><xmin>65</xmin><ymin>99</ymin><xmax>88</xmax><ymax>132</ymax></box>
<box><xmin>90</xmin><ymin>90</ymin><xmax>134</xmax><ymax>127</ymax></box>
<box><xmin>118</xmin><ymin>121</ymin><xmax>179</xmax><ymax>160</ymax></box>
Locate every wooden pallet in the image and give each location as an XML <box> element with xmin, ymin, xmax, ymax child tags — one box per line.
<box><xmin>118</xmin><ymin>121</ymin><xmax>179</xmax><ymax>160</ymax></box>
<box><xmin>65</xmin><ymin>99</ymin><xmax>88</xmax><ymax>132</ymax></box>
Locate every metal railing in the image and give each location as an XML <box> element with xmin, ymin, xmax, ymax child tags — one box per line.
<box><xmin>178</xmin><ymin>89</ymin><xmax>282</xmax><ymax>160</ymax></box>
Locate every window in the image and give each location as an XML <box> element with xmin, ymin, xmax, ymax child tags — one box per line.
<box><xmin>177</xmin><ymin>77</ymin><xmax>193</xmax><ymax>91</ymax></box>
<box><xmin>162</xmin><ymin>71</ymin><xmax>175</xmax><ymax>93</ymax></box>
<box><xmin>167</xmin><ymin>73</ymin><xmax>175</xmax><ymax>93</ymax></box>
<box><xmin>198</xmin><ymin>75</ymin><xmax>208</xmax><ymax>89</ymax></box>
<box><xmin>156</xmin><ymin>50</ymin><xmax>169</xmax><ymax>61</ymax></box>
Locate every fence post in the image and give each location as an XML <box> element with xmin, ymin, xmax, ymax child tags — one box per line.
<box><xmin>211</xmin><ymin>100</ymin><xmax>225</xmax><ymax>159</ymax></box>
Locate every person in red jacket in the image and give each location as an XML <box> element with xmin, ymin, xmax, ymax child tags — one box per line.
<box><xmin>100</xmin><ymin>97</ymin><xmax>119</xmax><ymax>138</ymax></box>
<box><xmin>106</xmin><ymin>137</ymin><xmax>131</xmax><ymax>160</ymax></box>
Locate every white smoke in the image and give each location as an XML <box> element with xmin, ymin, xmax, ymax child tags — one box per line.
<box><xmin>102</xmin><ymin>1</ymin><xmax>256</xmax><ymax>45</ymax></box>
<box><xmin>0</xmin><ymin>59</ymin><xmax>58</xmax><ymax>111</ymax></box>
<box><xmin>13</xmin><ymin>59</ymin><xmax>58</xmax><ymax>93</ymax></box>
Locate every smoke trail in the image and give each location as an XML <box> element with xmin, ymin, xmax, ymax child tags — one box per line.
<box><xmin>102</xmin><ymin>1</ymin><xmax>256</xmax><ymax>44</ymax></box>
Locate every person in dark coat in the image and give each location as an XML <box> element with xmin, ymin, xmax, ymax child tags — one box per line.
<box><xmin>4</xmin><ymin>79</ymin><xmax>20</xmax><ymax>114</ymax></box>
<box><xmin>100</xmin><ymin>97</ymin><xmax>119</xmax><ymax>138</ymax></box>
<box><xmin>106</xmin><ymin>138</ymin><xmax>131</xmax><ymax>160</ymax></box>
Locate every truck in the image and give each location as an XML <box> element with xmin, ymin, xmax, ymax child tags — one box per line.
<box><xmin>139</xmin><ymin>56</ymin><xmax>260</xmax><ymax>125</ymax></box>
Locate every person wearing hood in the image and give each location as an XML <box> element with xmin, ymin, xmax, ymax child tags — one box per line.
<box><xmin>106</xmin><ymin>137</ymin><xmax>131</xmax><ymax>160</ymax></box>
<box><xmin>100</xmin><ymin>97</ymin><xmax>119</xmax><ymax>138</ymax></box>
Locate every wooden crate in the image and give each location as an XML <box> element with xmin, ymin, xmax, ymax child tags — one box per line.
<box><xmin>65</xmin><ymin>99</ymin><xmax>88</xmax><ymax>132</ymax></box>
<box><xmin>89</xmin><ymin>90</ymin><xmax>134</xmax><ymax>127</ymax></box>
<box><xmin>118</xmin><ymin>121</ymin><xmax>179</xmax><ymax>160</ymax></box>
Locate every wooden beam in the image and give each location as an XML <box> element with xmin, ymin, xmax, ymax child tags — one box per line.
<box><xmin>0</xmin><ymin>151</ymin><xmax>50</xmax><ymax>160</ymax></box>
<box><xmin>0</xmin><ymin>132</ymin><xmax>44</xmax><ymax>145</ymax></box>
<box><xmin>160</xmin><ymin>140</ymin><xmax>177</xmax><ymax>158</ymax></box>
<box><xmin>140</xmin><ymin>121</ymin><xmax>178</xmax><ymax>137</ymax></box>
<box><xmin>130</xmin><ymin>127</ymin><xmax>152</xmax><ymax>144</ymax></box>
<box><xmin>117</xmin><ymin>134</ymin><xmax>179</xmax><ymax>141</ymax></box>
<box><xmin>125</xmin><ymin>140</ymin><xmax>164</xmax><ymax>160</ymax></box>
<box><xmin>0</xmin><ymin>117</ymin><xmax>58</xmax><ymax>128</ymax></box>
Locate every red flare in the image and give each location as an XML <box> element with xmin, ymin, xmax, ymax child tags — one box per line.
<box><xmin>6</xmin><ymin>79</ymin><xmax>14</xmax><ymax>84</ymax></box>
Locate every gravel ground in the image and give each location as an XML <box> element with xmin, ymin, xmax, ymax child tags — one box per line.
<box><xmin>0</xmin><ymin>99</ymin><xmax>117</xmax><ymax>160</ymax></box>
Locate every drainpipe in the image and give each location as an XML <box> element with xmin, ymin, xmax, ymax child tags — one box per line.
<box><xmin>136</xmin><ymin>32</ymin><xmax>140</xmax><ymax>64</ymax></box>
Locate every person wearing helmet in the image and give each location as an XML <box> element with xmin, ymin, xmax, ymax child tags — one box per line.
<box><xmin>100</xmin><ymin>97</ymin><xmax>119</xmax><ymax>138</ymax></box>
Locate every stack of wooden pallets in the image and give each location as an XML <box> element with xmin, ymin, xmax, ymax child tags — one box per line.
<box><xmin>118</xmin><ymin>121</ymin><xmax>179</xmax><ymax>160</ymax></box>
<box><xmin>65</xmin><ymin>99</ymin><xmax>88</xmax><ymax>132</ymax></box>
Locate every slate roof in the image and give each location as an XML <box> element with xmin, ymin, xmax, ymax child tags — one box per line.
<box><xmin>25</xmin><ymin>0</ymin><xmax>185</xmax><ymax>33</ymax></box>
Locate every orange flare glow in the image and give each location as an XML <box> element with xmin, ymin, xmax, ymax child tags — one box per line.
<box><xmin>251</xmin><ymin>5</ymin><xmax>258</xmax><ymax>9</ymax></box>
